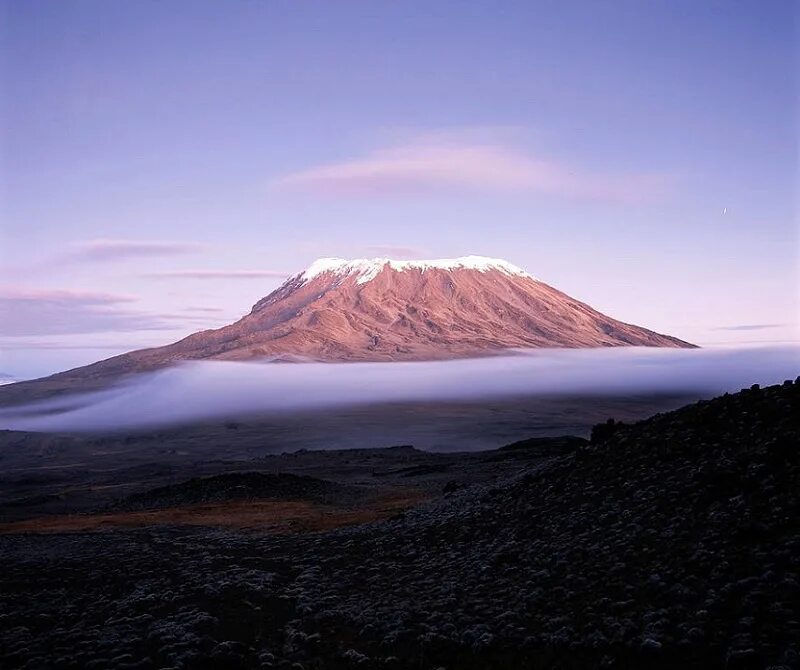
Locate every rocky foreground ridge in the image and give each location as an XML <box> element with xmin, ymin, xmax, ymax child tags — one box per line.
<box><xmin>1</xmin><ymin>379</ymin><xmax>798</xmax><ymax>669</ymax></box>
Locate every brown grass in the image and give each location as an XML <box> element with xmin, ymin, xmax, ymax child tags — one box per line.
<box><xmin>0</xmin><ymin>491</ymin><xmax>427</xmax><ymax>535</ymax></box>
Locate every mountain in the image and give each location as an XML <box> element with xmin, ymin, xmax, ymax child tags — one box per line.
<box><xmin>0</xmin><ymin>256</ymin><xmax>693</xmax><ymax>404</ymax></box>
<box><xmin>94</xmin><ymin>254</ymin><xmax>693</xmax><ymax>366</ymax></box>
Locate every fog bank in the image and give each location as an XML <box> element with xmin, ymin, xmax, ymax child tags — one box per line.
<box><xmin>1</xmin><ymin>346</ymin><xmax>797</xmax><ymax>433</ymax></box>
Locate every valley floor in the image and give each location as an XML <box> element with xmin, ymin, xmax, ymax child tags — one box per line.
<box><xmin>1</xmin><ymin>383</ymin><xmax>798</xmax><ymax>669</ymax></box>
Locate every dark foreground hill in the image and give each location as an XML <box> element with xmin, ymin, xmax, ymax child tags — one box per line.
<box><xmin>111</xmin><ymin>472</ymin><xmax>367</xmax><ymax>512</ymax></box>
<box><xmin>1</xmin><ymin>379</ymin><xmax>798</xmax><ymax>669</ymax></box>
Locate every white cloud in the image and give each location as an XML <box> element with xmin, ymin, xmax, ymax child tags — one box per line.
<box><xmin>361</xmin><ymin>245</ymin><xmax>429</xmax><ymax>260</ymax></box>
<box><xmin>0</xmin><ymin>287</ymin><xmax>182</xmax><ymax>336</ymax></box>
<box><xmin>2</xmin><ymin>346</ymin><xmax>797</xmax><ymax>432</ymax></box>
<box><xmin>143</xmin><ymin>270</ymin><xmax>289</xmax><ymax>279</ymax></box>
<box><xmin>63</xmin><ymin>239</ymin><xmax>204</xmax><ymax>263</ymax></box>
<box><xmin>271</xmin><ymin>138</ymin><xmax>670</xmax><ymax>203</ymax></box>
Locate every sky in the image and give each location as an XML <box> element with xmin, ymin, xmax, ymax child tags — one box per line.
<box><xmin>1</xmin><ymin>0</ymin><xmax>798</xmax><ymax>379</ymax></box>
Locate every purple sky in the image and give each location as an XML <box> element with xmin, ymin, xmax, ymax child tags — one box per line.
<box><xmin>1</xmin><ymin>1</ymin><xmax>797</xmax><ymax>379</ymax></box>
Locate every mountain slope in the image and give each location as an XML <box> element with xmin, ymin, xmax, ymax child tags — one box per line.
<box><xmin>0</xmin><ymin>256</ymin><xmax>693</xmax><ymax>404</ymax></box>
<box><xmin>1</xmin><ymin>381</ymin><xmax>797</xmax><ymax>669</ymax></box>
<box><xmin>56</xmin><ymin>256</ymin><xmax>693</xmax><ymax>374</ymax></box>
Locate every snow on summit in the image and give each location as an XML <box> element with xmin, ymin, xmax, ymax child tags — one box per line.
<box><xmin>296</xmin><ymin>255</ymin><xmax>533</xmax><ymax>285</ymax></box>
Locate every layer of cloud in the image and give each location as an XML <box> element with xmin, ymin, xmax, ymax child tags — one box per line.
<box><xmin>62</xmin><ymin>239</ymin><xmax>204</xmax><ymax>263</ymax></box>
<box><xmin>0</xmin><ymin>287</ymin><xmax>136</xmax><ymax>305</ymax></box>
<box><xmin>1</xmin><ymin>346</ymin><xmax>797</xmax><ymax>433</ymax></box>
<box><xmin>361</xmin><ymin>245</ymin><xmax>429</xmax><ymax>260</ymax></box>
<box><xmin>0</xmin><ymin>339</ymin><xmax>156</xmax><ymax>351</ymax></box>
<box><xmin>143</xmin><ymin>270</ymin><xmax>289</xmax><ymax>279</ymax></box>
<box><xmin>713</xmin><ymin>324</ymin><xmax>785</xmax><ymax>332</ymax></box>
<box><xmin>271</xmin><ymin>139</ymin><xmax>669</xmax><ymax>202</ymax></box>
<box><xmin>0</xmin><ymin>287</ymin><xmax>181</xmax><ymax>336</ymax></box>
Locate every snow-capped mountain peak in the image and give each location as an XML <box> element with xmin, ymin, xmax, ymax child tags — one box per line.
<box><xmin>25</xmin><ymin>253</ymin><xmax>693</xmax><ymax>387</ymax></box>
<box><xmin>296</xmin><ymin>255</ymin><xmax>532</xmax><ymax>285</ymax></box>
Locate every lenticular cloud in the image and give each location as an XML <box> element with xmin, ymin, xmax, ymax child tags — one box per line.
<box><xmin>0</xmin><ymin>345</ymin><xmax>797</xmax><ymax>433</ymax></box>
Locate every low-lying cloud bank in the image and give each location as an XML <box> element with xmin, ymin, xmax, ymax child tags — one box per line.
<box><xmin>1</xmin><ymin>346</ymin><xmax>797</xmax><ymax>433</ymax></box>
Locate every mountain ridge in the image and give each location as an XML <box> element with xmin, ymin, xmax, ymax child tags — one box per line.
<box><xmin>65</xmin><ymin>255</ymin><xmax>693</xmax><ymax>369</ymax></box>
<box><xmin>0</xmin><ymin>255</ymin><xmax>694</xmax><ymax>404</ymax></box>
